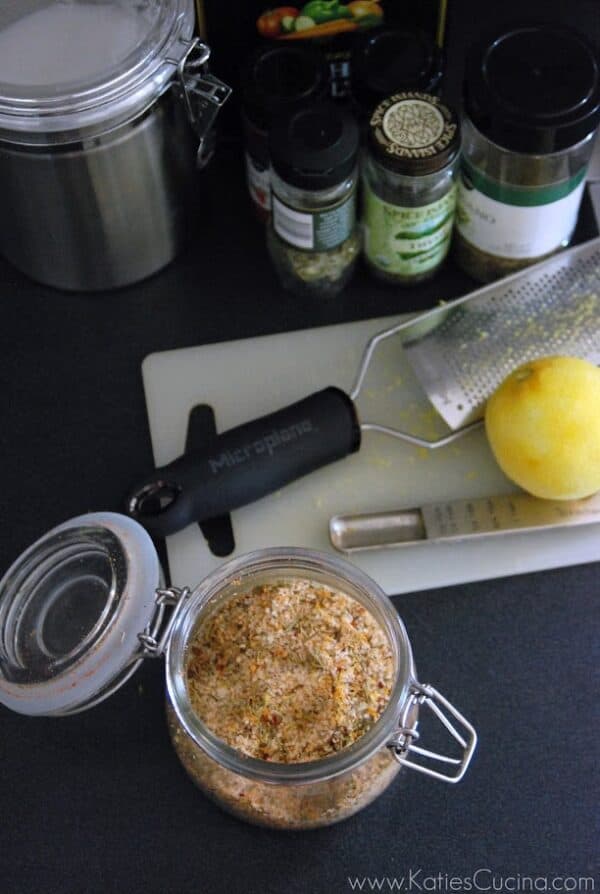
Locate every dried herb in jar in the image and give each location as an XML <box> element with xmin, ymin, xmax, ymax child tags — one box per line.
<box><xmin>455</xmin><ymin>24</ymin><xmax>600</xmax><ymax>283</ymax></box>
<box><xmin>267</xmin><ymin>102</ymin><xmax>360</xmax><ymax>298</ymax></box>
<box><xmin>362</xmin><ymin>91</ymin><xmax>460</xmax><ymax>286</ymax></box>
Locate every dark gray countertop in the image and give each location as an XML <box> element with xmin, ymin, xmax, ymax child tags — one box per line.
<box><xmin>0</xmin><ymin>2</ymin><xmax>599</xmax><ymax>892</ymax></box>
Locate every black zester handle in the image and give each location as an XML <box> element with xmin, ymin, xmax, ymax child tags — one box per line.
<box><xmin>127</xmin><ymin>388</ymin><xmax>361</xmax><ymax>537</ymax></box>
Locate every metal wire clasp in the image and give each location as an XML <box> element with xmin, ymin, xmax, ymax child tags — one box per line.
<box><xmin>388</xmin><ymin>682</ymin><xmax>477</xmax><ymax>783</ymax></box>
<box><xmin>177</xmin><ymin>38</ymin><xmax>232</xmax><ymax>169</ymax></box>
<box><xmin>138</xmin><ymin>587</ymin><xmax>191</xmax><ymax>658</ymax></box>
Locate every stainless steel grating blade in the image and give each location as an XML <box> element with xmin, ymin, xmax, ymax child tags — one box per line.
<box><xmin>402</xmin><ymin>237</ymin><xmax>600</xmax><ymax>429</ymax></box>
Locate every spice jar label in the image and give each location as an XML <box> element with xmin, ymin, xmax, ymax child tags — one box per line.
<box><xmin>363</xmin><ymin>181</ymin><xmax>456</xmax><ymax>276</ymax></box>
<box><xmin>245</xmin><ymin>152</ymin><xmax>271</xmax><ymax>212</ymax></box>
<box><xmin>455</xmin><ymin>162</ymin><xmax>587</xmax><ymax>260</ymax></box>
<box><xmin>273</xmin><ymin>191</ymin><xmax>356</xmax><ymax>252</ymax></box>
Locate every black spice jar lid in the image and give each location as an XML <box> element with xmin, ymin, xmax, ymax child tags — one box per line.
<box><xmin>351</xmin><ymin>29</ymin><xmax>444</xmax><ymax>114</ymax></box>
<box><xmin>465</xmin><ymin>24</ymin><xmax>600</xmax><ymax>154</ymax></box>
<box><xmin>269</xmin><ymin>103</ymin><xmax>360</xmax><ymax>191</ymax></box>
<box><xmin>368</xmin><ymin>91</ymin><xmax>460</xmax><ymax>176</ymax></box>
<box><xmin>242</xmin><ymin>44</ymin><xmax>329</xmax><ymax>132</ymax></box>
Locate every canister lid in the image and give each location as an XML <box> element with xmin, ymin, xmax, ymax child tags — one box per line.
<box><xmin>464</xmin><ymin>24</ymin><xmax>600</xmax><ymax>154</ymax></box>
<box><xmin>242</xmin><ymin>45</ymin><xmax>329</xmax><ymax>132</ymax></box>
<box><xmin>0</xmin><ymin>513</ymin><xmax>161</xmax><ymax>716</ymax></box>
<box><xmin>368</xmin><ymin>91</ymin><xmax>460</xmax><ymax>175</ymax></box>
<box><xmin>351</xmin><ymin>29</ymin><xmax>444</xmax><ymax>115</ymax></box>
<box><xmin>269</xmin><ymin>103</ymin><xmax>359</xmax><ymax>190</ymax></box>
<box><xmin>0</xmin><ymin>0</ymin><xmax>196</xmax><ymax>143</ymax></box>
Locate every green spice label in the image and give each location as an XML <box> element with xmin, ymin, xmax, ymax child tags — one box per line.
<box><xmin>363</xmin><ymin>182</ymin><xmax>456</xmax><ymax>276</ymax></box>
<box><xmin>272</xmin><ymin>190</ymin><xmax>356</xmax><ymax>252</ymax></box>
<box><xmin>456</xmin><ymin>161</ymin><xmax>587</xmax><ymax>260</ymax></box>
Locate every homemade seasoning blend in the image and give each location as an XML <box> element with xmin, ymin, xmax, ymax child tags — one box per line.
<box><xmin>455</xmin><ymin>25</ymin><xmax>600</xmax><ymax>283</ymax></box>
<box><xmin>267</xmin><ymin>103</ymin><xmax>360</xmax><ymax>297</ymax></box>
<box><xmin>169</xmin><ymin>554</ymin><xmax>408</xmax><ymax>829</ymax></box>
<box><xmin>185</xmin><ymin>579</ymin><xmax>394</xmax><ymax>762</ymax></box>
<box><xmin>362</xmin><ymin>91</ymin><xmax>460</xmax><ymax>285</ymax></box>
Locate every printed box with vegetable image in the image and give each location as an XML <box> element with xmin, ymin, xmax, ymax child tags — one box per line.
<box><xmin>197</xmin><ymin>0</ymin><xmax>448</xmax><ymax>103</ymax></box>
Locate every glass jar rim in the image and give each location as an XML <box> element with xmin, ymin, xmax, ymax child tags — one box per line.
<box><xmin>0</xmin><ymin>0</ymin><xmax>195</xmax><ymax>144</ymax></box>
<box><xmin>271</xmin><ymin>164</ymin><xmax>359</xmax><ymax>207</ymax></box>
<box><xmin>462</xmin><ymin>115</ymin><xmax>597</xmax><ymax>162</ymax></box>
<box><xmin>166</xmin><ymin>547</ymin><xmax>415</xmax><ymax>785</ymax></box>
<box><xmin>365</xmin><ymin>150</ymin><xmax>458</xmax><ymax>186</ymax></box>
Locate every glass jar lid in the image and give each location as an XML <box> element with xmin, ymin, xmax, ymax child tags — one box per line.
<box><xmin>0</xmin><ymin>0</ymin><xmax>196</xmax><ymax>143</ymax></box>
<box><xmin>465</xmin><ymin>24</ymin><xmax>600</xmax><ymax>154</ymax></box>
<box><xmin>269</xmin><ymin>102</ymin><xmax>359</xmax><ymax>190</ymax></box>
<box><xmin>368</xmin><ymin>91</ymin><xmax>460</xmax><ymax>175</ymax></box>
<box><xmin>0</xmin><ymin>513</ymin><xmax>161</xmax><ymax>716</ymax></box>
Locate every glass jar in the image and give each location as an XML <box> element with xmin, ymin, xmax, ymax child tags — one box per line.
<box><xmin>242</xmin><ymin>45</ymin><xmax>328</xmax><ymax>221</ymax></box>
<box><xmin>362</xmin><ymin>91</ymin><xmax>460</xmax><ymax>286</ymax></box>
<box><xmin>455</xmin><ymin>24</ymin><xmax>600</xmax><ymax>283</ymax></box>
<box><xmin>0</xmin><ymin>516</ymin><xmax>476</xmax><ymax>829</ymax></box>
<box><xmin>267</xmin><ymin>103</ymin><xmax>361</xmax><ymax>298</ymax></box>
<box><xmin>167</xmin><ymin>548</ymin><xmax>476</xmax><ymax>829</ymax></box>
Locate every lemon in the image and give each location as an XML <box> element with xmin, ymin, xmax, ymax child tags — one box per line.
<box><xmin>485</xmin><ymin>356</ymin><xmax>600</xmax><ymax>500</ymax></box>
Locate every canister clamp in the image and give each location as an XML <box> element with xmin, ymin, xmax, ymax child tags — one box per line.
<box><xmin>138</xmin><ymin>587</ymin><xmax>192</xmax><ymax>658</ymax></box>
<box><xmin>388</xmin><ymin>682</ymin><xmax>477</xmax><ymax>783</ymax></box>
<box><xmin>177</xmin><ymin>39</ymin><xmax>232</xmax><ymax>169</ymax></box>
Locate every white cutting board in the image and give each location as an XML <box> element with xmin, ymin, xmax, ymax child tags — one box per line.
<box><xmin>142</xmin><ymin>315</ymin><xmax>599</xmax><ymax>594</ymax></box>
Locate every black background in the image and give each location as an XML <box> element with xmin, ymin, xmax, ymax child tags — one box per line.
<box><xmin>0</xmin><ymin>2</ymin><xmax>599</xmax><ymax>893</ymax></box>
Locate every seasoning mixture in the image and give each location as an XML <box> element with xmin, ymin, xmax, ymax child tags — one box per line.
<box><xmin>168</xmin><ymin>704</ymin><xmax>400</xmax><ymax>829</ymax></box>
<box><xmin>267</xmin><ymin>227</ymin><xmax>361</xmax><ymax>297</ymax></box>
<box><xmin>185</xmin><ymin>579</ymin><xmax>394</xmax><ymax>763</ymax></box>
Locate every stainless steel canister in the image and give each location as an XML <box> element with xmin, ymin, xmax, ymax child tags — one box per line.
<box><xmin>0</xmin><ymin>1</ymin><xmax>230</xmax><ymax>291</ymax></box>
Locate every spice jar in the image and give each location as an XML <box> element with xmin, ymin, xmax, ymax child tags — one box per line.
<box><xmin>351</xmin><ymin>29</ymin><xmax>444</xmax><ymax>129</ymax></box>
<box><xmin>267</xmin><ymin>103</ymin><xmax>361</xmax><ymax>298</ymax></box>
<box><xmin>0</xmin><ymin>516</ymin><xmax>476</xmax><ymax>830</ymax></box>
<box><xmin>363</xmin><ymin>91</ymin><xmax>460</xmax><ymax>285</ymax></box>
<box><xmin>242</xmin><ymin>45</ymin><xmax>328</xmax><ymax>221</ymax></box>
<box><xmin>455</xmin><ymin>24</ymin><xmax>600</xmax><ymax>283</ymax></box>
